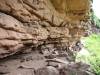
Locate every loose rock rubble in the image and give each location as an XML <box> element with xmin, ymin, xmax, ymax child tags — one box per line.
<box><xmin>0</xmin><ymin>50</ymin><xmax>95</xmax><ymax>75</ymax></box>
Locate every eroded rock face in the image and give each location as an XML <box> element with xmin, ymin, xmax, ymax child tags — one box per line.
<box><xmin>0</xmin><ymin>12</ymin><xmax>33</xmax><ymax>58</ymax></box>
<box><xmin>0</xmin><ymin>0</ymin><xmax>90</xmax><ymax>59</ymax></box>
<box><xmin>0</xmin><ymin>0</ymin><xmax>93</xmax><ymax>75</ymax></box>
<box><xmin>50</xmin><ymin>0</ymin><xmax>90</xmax><ymax>21</ymax></box>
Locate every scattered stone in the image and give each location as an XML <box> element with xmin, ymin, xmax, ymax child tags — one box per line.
<box><xmin>35</xmin><ymin>66</ymin><xmax>59</xmax><ymax>75</ymax></box>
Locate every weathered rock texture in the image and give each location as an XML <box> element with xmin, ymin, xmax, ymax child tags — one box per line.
<box><xmin>0</xmin><ymin>0</ymin><xmax>90</xmax><ymax>59</ymax></box>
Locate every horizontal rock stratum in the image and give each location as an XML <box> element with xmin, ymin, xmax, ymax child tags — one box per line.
<box><xmin>0</xmin><ymin>0</ymin><xmax>90</xmax><ymax>58</ymax></box>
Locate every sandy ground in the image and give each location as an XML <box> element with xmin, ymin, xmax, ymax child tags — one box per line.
<box><xmin>0</xmin><ymin>50</ymin><xmax>47</xmax><ymax>75</ymax></box>
<box><xmin>0</xmin><ymin>49</ymin><xmax>68</xmax><ymax>75</ymax></box>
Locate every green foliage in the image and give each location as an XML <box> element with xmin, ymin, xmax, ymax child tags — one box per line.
<box><xmin>76</xmin><ymin>34</ymin><xmax>100</xmax><ymax>75</ymax></box>
<box><xmin>91</xmin><ymin>12</ymin><xmax>100</xmax><ymax>28</ymax></box>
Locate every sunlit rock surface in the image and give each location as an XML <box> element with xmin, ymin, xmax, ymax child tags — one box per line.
<box><xmin>0</xmin><ymin>0</ymin><xmax>91</xmax><ymax>58</ymax></box>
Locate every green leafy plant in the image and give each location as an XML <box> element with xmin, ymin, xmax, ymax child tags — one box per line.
<box><xmin>76</xmin><ymin>34</ymin><xmax>100</xmax><ymax>75</ymax></box>
<box><xmin>91</xmin><ymin>11</ymin><xmax>100</xmax><ymax>28</ymax></box>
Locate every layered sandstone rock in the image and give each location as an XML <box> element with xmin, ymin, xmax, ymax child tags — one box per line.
<box><xmin>0</xmin><ymin>12</ymin><xmax>33</xmax><ymax>58</ymax></box>
<box><xmin>0</xmin><ymin>0</ymin><xmax>90</xmax><ymax>59</ymax></box>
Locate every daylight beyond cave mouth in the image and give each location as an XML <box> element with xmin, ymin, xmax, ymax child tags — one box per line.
<box><xmin>92</xmin><ymin>0</ymin><xmax>100</xmax><ymax>19</ymax></box>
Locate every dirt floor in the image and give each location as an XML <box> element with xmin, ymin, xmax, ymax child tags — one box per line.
<box><xmin>0</xmin><ymin>49</ymin><xmax>68</xmax><ymax>75</ymax></box>
<box><xmin>0</xmin><ymin>46</ymin><xmax>93</xmax><ymax>75</ymax></box>
<box><xmin>0</xmin><ymin>50</ymin><xmax>46</xmax><ymax>75</ymax></box>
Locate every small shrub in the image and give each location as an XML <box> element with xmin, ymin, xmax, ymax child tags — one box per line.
<box><xmin>76</xmin><ymin>34</ymin><xmax>100</xmax><ymax>75</ymax></box>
